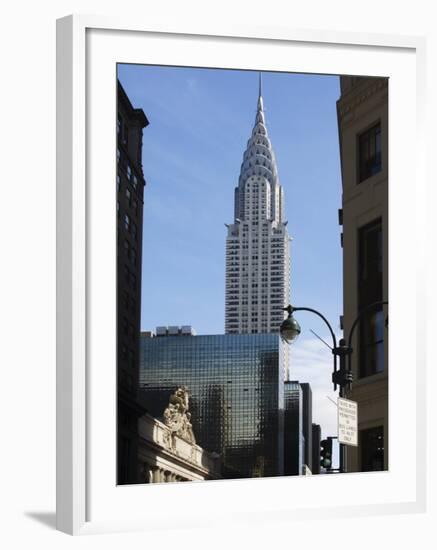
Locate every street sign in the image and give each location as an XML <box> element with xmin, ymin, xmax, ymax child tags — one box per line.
<box><xmin>338</xmin><ymin>397</ymin><xmax>358</xmax><ymax>446</ymax></box>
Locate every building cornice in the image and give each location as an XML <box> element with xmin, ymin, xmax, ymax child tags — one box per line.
<box><xmin>337</xmin><ymin>78</ymin><xmax>388</xmax><ymax>119</ymax></box>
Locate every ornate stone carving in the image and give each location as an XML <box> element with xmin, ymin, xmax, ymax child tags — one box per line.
<box><xmin>337</xmin><ymin>79</ymin><xmax>387</xmax><ymax>117</ymax></box>
<box><xmin>162</xmin><ymin>429</ymin><xmax>173</xmax><ymax>451</ymax></box>
<box><xmin>163</xmin><ymin>386</ymin><xmax>196</xmax><ymax>444</ymax></box>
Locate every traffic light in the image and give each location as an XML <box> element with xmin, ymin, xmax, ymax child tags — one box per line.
<box><xmin>320</xmin><ymin>438</ymin><xmax>333</xmax><ymax>470</ymax></box>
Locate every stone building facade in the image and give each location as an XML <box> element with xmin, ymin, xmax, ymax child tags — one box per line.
<box><xmin>138</xmin><ymin>388</ymin><xmax>221</xmax><ymax>482</ymax></box>
<box><xmin>336</xmin><ymin>76</ymin><xmax>388</xmax><ymax>472</ymax></box>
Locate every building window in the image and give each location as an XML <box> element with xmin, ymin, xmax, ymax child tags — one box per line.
<box><xmin>360</xmin><ymin>426</ymin><xmax>384</xmax><ymax>471</ymax></box>
<box><xmin>360</xmin><ymin>309</ymin><xmax>384</xmax><ymax>377</ymax></box>
<box><xmin>358</xmin><ymin>219</ymin><xmax>384</xmax><ymax>377</ymax></box>
<box><xmin>358</xmin><ymin>122</ymin><xmax>382</xmax><ymax>182</ymax></box>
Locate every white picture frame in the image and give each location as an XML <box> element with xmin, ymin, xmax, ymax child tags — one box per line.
<box><xmin>56</xmin><ymin>14</ymin><xmax>427</xmax><ymax>536</ymax></box>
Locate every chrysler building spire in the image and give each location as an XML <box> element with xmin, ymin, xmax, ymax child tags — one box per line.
<box><xmin>225</xmin><ymin>75</ymin><xmax>292</xmax><ymax>378</ymax></box>
<box><xmin>235</xmin><ymin>73</ymin><xmax>282</xmax><ymax>223</ymax></box>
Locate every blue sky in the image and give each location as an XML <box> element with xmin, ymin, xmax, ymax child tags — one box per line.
<box><xmin>118</xmin><ymin>65</ymin><xmax>343</xmax><ymax>446</ymax></box>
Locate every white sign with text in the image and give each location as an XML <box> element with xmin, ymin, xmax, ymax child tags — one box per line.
<box><xmin>338</xmin><ymin>397</ymin><xmax>358</xmax><ymax>446</ymax></box>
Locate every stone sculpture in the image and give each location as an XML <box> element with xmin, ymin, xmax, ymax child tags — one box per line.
<box><xmin>163</xmin><ymin>386</ymin><xmax>196</xmax><ymax>444</ymax></box>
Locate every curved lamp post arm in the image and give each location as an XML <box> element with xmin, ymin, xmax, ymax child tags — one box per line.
<box><xmin>283</xmin><ymin>306</ymin><xmax>339</xmax><ymax>387</ymax></box>
<box><xmin>282</xmin><ymin>304</ymin><xmax>347</xmax><ymax>473</ymax></box>
<box><xmin>346</xmin><ymin>300</ymin><xmax>388</xmax><ymax>370</ymax></box>
<box><xmin>288</xmin><ymin>306</ymin><xmax>338</xmax><ymax>350</ymax></box>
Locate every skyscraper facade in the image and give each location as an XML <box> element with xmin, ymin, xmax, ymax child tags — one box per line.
<box><xmin>311</xmin><ymin>423</ymin><xmax>321</xmax><ymax>475</ymax></box>
<box><xmin>117</xmin><ymin>81</ymin><xmax>149</xmax><ymax>484</ymax></box>
<box><xmin>139</xmin><ymin>331</ymin><xmax>285</xmax><ymax>479</ymax></box>
<box><xmin>284</xmin><ymin>381</ymin><xmax>303</xmax><ymax>476</ymax></box>
<box><xmin>300</xmin><ymin>382</ymin><xmax>313</xmax><ymax>472</ymax></box>
<box><xmin>225</xmin><ymin>77</ymin><xmax>291</xmax><ymax>353</ymax></box>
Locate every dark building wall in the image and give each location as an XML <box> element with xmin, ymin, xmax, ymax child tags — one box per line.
<box><xmin>300</xmin><ymin>383</ymin><xmax>313</xmax><ymax>472</ymax></box>
<box><xmin>311</xmin><ymin>423</ymin><xmax>321</xmax><ymax>475</ymax></box>
<box><xmin>284</xmin><ymin>381</ymin><xmax>303</xmax><ymax>475</ymax></box>
<box><xmin>117</xmin><ymin>82</ymin><xmax>149</xmax><ymax>484</ymax></box>
<box><xmin>139</xmin><ymin>332</ymin><xmax>285</xmax><ymax>479</ymax></box>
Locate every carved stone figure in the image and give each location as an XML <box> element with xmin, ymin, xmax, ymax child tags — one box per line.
<box><xmin>163</xmin><ymin>386</ymin><xmax>196</xmax><ymax>444</ymax></box>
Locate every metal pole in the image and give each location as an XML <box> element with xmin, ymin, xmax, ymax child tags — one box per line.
<box><xmin>335</xmin><ymin>340</ymin><xmax>350</xmax><ymax>474</ymax></box>
<box><xmin>337</xmin><ymin>346</ymin><xmax>345</xmax><ymax>474</ymax></box>
<box><xmin>339</xmin><ymin>384</ymin><xmax>346</xmax><ymax>474</ymax></box>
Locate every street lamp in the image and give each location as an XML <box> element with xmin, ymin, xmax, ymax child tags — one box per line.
<box><xmin>279</xmin><ymin>308</ymin><xmax>301</xmax><ymax>342</ymax></box>
<box><xmin>280</xmin><ymin>301</ymin><xmax>388</xmax><ymax>473</ymax></box>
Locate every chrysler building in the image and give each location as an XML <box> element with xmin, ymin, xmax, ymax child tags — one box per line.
<box><xmin>225</xmin><ymin>75</ymin><xmax>291</xmax><ymax>347</ymax></box>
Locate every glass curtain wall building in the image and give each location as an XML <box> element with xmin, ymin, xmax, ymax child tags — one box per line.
<box><xmin>140</xmin><ymin>332</ymin><xmax>285</xmax><ymax>479</ymax></box>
